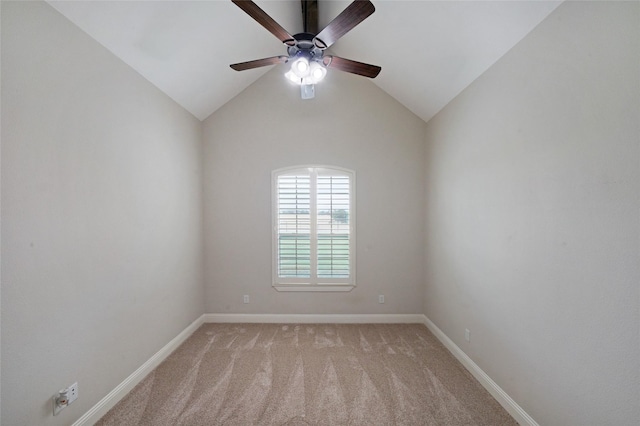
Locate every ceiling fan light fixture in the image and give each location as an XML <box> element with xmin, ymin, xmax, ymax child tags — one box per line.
<box><xmin>287</xmin><ymin>58</ymin><xmax>327</xmax><ymax>86</ymax></box>
<box><xmin>284</xmin><ymin>70</ymin><xmax>302</xmax><ymax>84</ymax></box>
<box><xmin>309</xmin><ymin>62</ymin><xmax>327</xmax><ymax>82</ymax></box>
<box><xmin>292</xmin><ymin>58</ymin><xmax>310</xmax><ymax>77</ymax></box>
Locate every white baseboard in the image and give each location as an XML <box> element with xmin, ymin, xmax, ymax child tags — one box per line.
<box><xmin>203</xmin><ymin>313</ymin><xmax>426</xmax><ymax>324</ymax></box>
<box><xmin>72</xmin><ymin>314</ymin><xmax>205</xmax><ymax>426</ymax></box>
<box><xmin>421</xmin><ymin>316</ymin><xmax>538</xmax><ymax>426</ymax></box>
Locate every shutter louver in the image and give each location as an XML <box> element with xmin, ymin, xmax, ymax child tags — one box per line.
<box><xmin>317</xmin><ymin>175</ymin><xmax>350</xmax><ymax>278</ymax></box>
<box><xmin>277</xmin><ymin>175</ymin><xmax>310</xmax><ymax>277</ymax></box>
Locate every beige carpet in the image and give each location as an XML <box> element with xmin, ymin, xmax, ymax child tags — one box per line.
<box><xmin>96</xmin><ymin>323</ymin><xmax>517</xmax><ymax>425</ymax></box>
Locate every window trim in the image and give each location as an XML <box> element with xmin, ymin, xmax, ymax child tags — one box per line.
<box><xmin>272</xmin><ymin>165</ymin><xmax>356</xmax><ymax>292</ymax></box>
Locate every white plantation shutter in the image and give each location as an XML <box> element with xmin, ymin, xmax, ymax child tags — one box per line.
<box><xmin>317</xmin><ymin>173</ymin><xmax>350</xmax><ymax>278</ymax></box>
<box><xmin>273</xmin><ymin>166</ymin><xmax>355</xmax><ymax>290</ymax></box>
<box><xmin>276</xmin><ymin>174</ymin><xmax>310</xmax><ymax>278</ymax></box>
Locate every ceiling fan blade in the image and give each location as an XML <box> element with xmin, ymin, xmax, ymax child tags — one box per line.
<box><xmin>232</xmin><ymin>0</ymin><xmax>294</xmax><ymax>45</ymax></box>
<box><xmin>323</xmin><ymin>56</ymin><xmax>381</xmax><ymax>78</ymax></box>
<box><xmin>230</xmin><ymin>56</ymin><xmax>288</xmax><ymax>71</ymax></box>
<box><xmin>314</xmin><ymin>0</ymin><xmax>375</xmax><ymax>49</ymax></box>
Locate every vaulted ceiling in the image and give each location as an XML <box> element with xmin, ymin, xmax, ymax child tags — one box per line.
<box><xmin>47</xmin><ymin>1</ymin><xmax>562</xmax><ymax>122</ymax></box>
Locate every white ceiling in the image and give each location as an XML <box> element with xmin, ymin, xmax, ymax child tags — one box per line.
<box><xmin>48</xmin><ymin>1</ymin><xmax>562</xmax><ymax>122</ymax></box>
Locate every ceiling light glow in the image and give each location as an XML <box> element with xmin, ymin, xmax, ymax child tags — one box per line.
<box><xmin>284</xmin><ymin>70</ymin><xmax>302</xmax><ymax>84</ymax></box>
<box><xmin>310</xmin><ymin>62</ymin><xmax>326</xmax><ymax>82</ymax></box>
<box><xmin>295</xmin><ymin>59</ymin><xmax>309</xmax><ymax>73</ymax></box>
<box><xmin>291</xmin><ymin>58</ymin><xmax>310</xmax><ymax>78</ymax></box>
<box><xmin>286</xmin><ymin>58</ymin><xmax>326</xmax><ymax>86</ymax></box>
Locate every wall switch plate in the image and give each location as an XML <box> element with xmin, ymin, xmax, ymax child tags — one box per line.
<box><xmin>465</xmin><ymin>329</ymin><xmax>470</xmax><ymax>342</ymax></box>
<box><xmin>243</xmin><ymin>295</ymin><xmax>249</xmax><ymax>304</ymax></box>
<box><xmin>378</xmin><ymin>295</ymin><xmax>385</xmax><ymax>304</ymax></box>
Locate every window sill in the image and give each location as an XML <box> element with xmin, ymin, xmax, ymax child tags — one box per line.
<box><xmin>273</xmin><ymin>284</ymin><xmax>355</xmax><ymax>292</ymax></box>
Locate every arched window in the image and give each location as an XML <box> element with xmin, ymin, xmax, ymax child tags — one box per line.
<box><xmin>272</xmin><ymin>166</ymin><xmax>355</xmax><ymax>291</ymax></box>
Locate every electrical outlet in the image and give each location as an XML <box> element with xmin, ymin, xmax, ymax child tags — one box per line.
<box><xmin>53</xmin><ymin>382</ymin><xmax>78</xmax><ymax>416</ymax></box>
<box><xmin>378</xmin><ymin>295</ymin><xmax>385</xmax><ymax>304</ymax></box>
<box><xmin>465</xmin><ymin>328</ymin><xmax>470</xmax><ymax>342</ymax></box>
<box><xmin>68</xmin><ymin>382</ymin><xmax>78</xmax><ymax>404</ymax></box>
<box><xmin>243</xmin><ymin>295</ymin><xmax>249</xmax><ymax>304</ymax></box>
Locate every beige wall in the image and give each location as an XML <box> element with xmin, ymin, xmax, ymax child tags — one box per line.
<box><xmin>3</xmin><ymin>1</ymin><xmax>639</xmax><ymax>425</ymax></box>
<box><xmin>203</xmin><ymin>68</ymin><xmax>426</xmax><ymax>315</ymax></box>
<box><xmin>1</xmin><ymin>2</ymin><xmax>204</xmax><ymax>425</ymax></box>
<box><xmin>423</xmin><ymin>2</ymin><xmax>639</xmax><ymax>425</ymax></box>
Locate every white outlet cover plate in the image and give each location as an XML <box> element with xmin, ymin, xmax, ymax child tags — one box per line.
<box><xmin>68</xmin><ymin>382</ymin><xmax>78</xmax><ymax>404</ymax></box>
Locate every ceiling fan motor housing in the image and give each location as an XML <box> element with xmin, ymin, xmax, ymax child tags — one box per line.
<box><xmin>287</xmin><ymin>32</ymin><xmax>325</xmax><ymax>65</ymax></box>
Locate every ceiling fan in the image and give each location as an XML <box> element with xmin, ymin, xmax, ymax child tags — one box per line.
<box><xmin>229</xmin><ymin>0</ymin><xmax>381</xmax><ymax>99</ymax></box>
